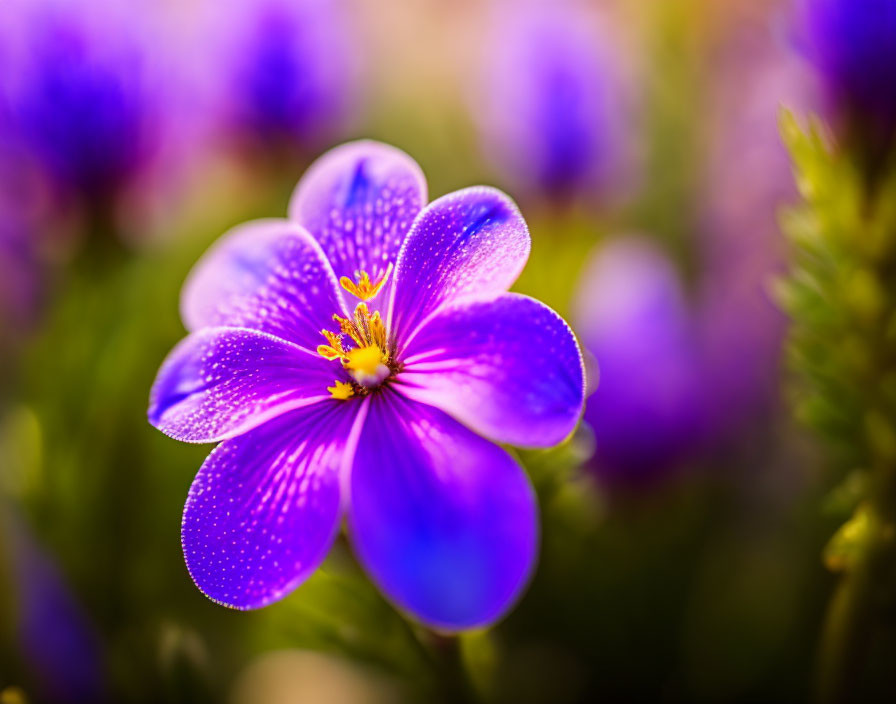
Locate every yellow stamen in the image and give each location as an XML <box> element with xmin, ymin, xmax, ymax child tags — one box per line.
<box><xmin>345</xmin><ymin>345</ymin><xmax>386</xmax><ymax>376</ymax></box>
<box><xmin>317</xmin><ymin>329</ymin><xmax>347</xmax><ymax>360</ymax></box>
<box><xmin>331</xmin><ymin>303</ymin><xmax>389</xmax><ymax>359</ymax></box>
<box><xmin>327</xmin><ymin>380</ymin><xmax>354</xmax><ymax>400</ymax></box>
<box><xmin>340</xmin><ymin>263</ymin><xmax>393</xmax><ymax>301</ymax></box>
<box><xmin>318</xmin><ymin>294</ymin><xmax>393</xmax><ymax>391</ymax></box>
<box><xmin>317</xmin><ymin>345</ymin><xmax>343</xmax><ymax>361</ymax></box>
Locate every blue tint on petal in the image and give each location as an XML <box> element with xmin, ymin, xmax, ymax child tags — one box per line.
<box><xmin>148</xmin><ymin>346</ymin><xmax>208</xmax><ymax>420</ymax></box>
<box><xmin>345</xmin><ymin>159</ymin><xmax>372</xmax><ymax>207</ymax></box>
<box><xmin>390</xmin><ymin>187</ymin><xmax>530</xmax><ymax>345</ymax></box>
<box><xmin>349</xmin><ymin>392</ymin><xmax>537</xmax><ymax>630</ymax></box>
<box><xmin>288</xmin><ymin>140</ymin><xmax>427</xmax><ymax>286</ymax></box>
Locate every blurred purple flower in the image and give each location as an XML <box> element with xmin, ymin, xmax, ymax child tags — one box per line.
<box><xmin>797</xmin><ymin>0</ymin><xmax>896</xmax><ymax>146</ymax></box>
<box><xmin>0</xmin><ymin>137</ymin><xmax>46</xmax><ymax>341</ymax></box>
<box><xmin>573</xmin><ymin>238</ymin><xmax>707</xmax><ymax>486</ymax></box>
<box><xmin>0</xmin><ymin>215</ymin><xmax>42</xmax><ymax>339</ymax></box>
<box><xmin>0</xmin><ymin>0</ymin><xmax>177</xmax><ymax>206</ymax></box>
<box><xmin>473</xmin><ymin>0</ymin><xmax>630</xmax><ymax>206</ymax></box>
<box><xmin>148</xmin><ymin>140</ymin><xmax>584</xmax><ymax>630</ymax></box>
<box><xmin>198</xmin><ymin>0</ymin><xmax>358</xmax><ymax>157</ymax></box>
<box><xmin>4</xmin><ymin>512</ymin><xmax>103</xmax><ymax>703</ymax></box>
<box><xmin>697</xmin><ymin>12</ymin><xmax>817</xmax><ymax>437</ymax></box>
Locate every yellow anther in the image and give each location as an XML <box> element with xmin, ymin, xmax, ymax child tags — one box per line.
<box><xmin>327</xmin><ymin>380</ymin><xmax>354</xmax><ymax>400</ymax></box>
<box><xmin>317</xmin><ymin>345</ymin><xmax>343</xmax><ymax>361</ymax></box>
<box><xmin>321</xmin><ymin>329</ymin><xmax>345</xmax><ymax>350</ymax></box>
<box><xmin>345</xmin><ymin>345</ymin><xmax>385</xmax><ymax>376</ymax></box>
<box><xmin>334</xmin><ymin>313</ymin><xmax>360</xmax><ymax>344</ymax></box>
<box><xmin>340</xmin><ymin>263</ymin><xmax>393</xmax><ymax>301</ymax></box>
<box><xmin>317</xmin><ymin>329</ymin><xmax>347</xmax><ymax>361</ymax></box>
<box><xmin>328</xmin><ymin>303</ymin><xmax>389</xmax><ymax>359</ymax></box>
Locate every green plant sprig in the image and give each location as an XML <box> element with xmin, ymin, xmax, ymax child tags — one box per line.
<box><xmin>779</xmin><ymin>110</ymin><xmax>896</xmax><ymax>703</ymax></box>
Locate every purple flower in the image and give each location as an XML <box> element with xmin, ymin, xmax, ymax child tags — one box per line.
<box><xmin>697</xmin><ymin>14</ymin><xmax>817</xmax><ymax>436</ymax></box>
<box><xmin>0</xmin><ymin>138</ymin><xmax>45</xmax><ymax>342</ymax></box>
<box><xmin>4</xmin><ymin>512</ymin><xmax>103</xmax><ymax>703</ymax></box>
<box><xmin>473</xmin><ymin>0</ymin><xmax>629</xmax><ymax>205</ymax></box>
<box><xmin>0</xmin><ymin>215</ymin><xmax>42</xmax><ymax>339</ymax></box>
<box><xmin>797</xmin><ymin>0</ymin><xmax>896</xmax><ymax>144</ymax></box>
<box><xmin>148</xmin><ymin>140</ymin><xmax>584</xmax><ymax>630</ymax></box>
<box><xmin>573</xmin><ymin>238</ymin><xmax>707</xmax><ymax>485</ymax></box>
<box><xmin>197</xmin><ymin>0</ymin><xmax>358</xmax><ymax>156</ymax></box>
<box><xmin>0</xmin><ymin>0</ymin><xmax>174</xmax><ymax>204</ymax></box>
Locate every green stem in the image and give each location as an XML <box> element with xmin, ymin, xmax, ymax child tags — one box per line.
<box><xmin>816</xmin><ymin>461</ymin><xmax>896</xmax><ymax>703</ymax></box>
<box><xmin>393</xmin><ymin>616</ymin><xmax>479</xmax><ymax>703</ymax></box>
<box><xmin>428</xmin><ymin>633</ymin><xmax>480</xmax><ymax>704</ymax></box>
<box><xmin>816</xmin><ymin>514</ymin><xmax>878</xmax><ymax>702</ymax></box>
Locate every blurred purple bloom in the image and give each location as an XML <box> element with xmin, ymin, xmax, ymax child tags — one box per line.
<box><xmin>0</xmin><ymin>215</ymin><xmax>42</xmax><ymax>338</ymax></box>
<box><xmin>148</xmin><ymin>140</ymin><xmax>584</xmax><ymax>630</ymax></box>
<box><xmin>0</xmin><ymin>0</ymin><xmax>174</xmax><ymax>204</ymax></box>
<box><xmin>698</xmin><ymin>14</ymin><xmax>817</xmax><ymax>436</ymax></box>
<box><xmin>573</xmin><ymin>238</ymin><xmax>707</xmax><ymax>485</ymax></box>
<box><xmin>474</xmin><ymin>0</ymin><xmax>628</xmax><ymax>204</ymax></box>
<box><xmin>200</xmin><ymin>0</ymin><xmax>358</xmax><ymax>155</ymax></box>
<box><xmin>797</xmin><ymin>0</ymin><xmax>896</xmax><ymax>143</ymax></box>
<box><xmin>0</xmin><ymin>137</ymin><xmax>45</xmax><ymax>341</ymax></box>
<box><xmin>4</xmin><ymin>512</ymin><xmax>103</xmax><ymax>703</ymax></box>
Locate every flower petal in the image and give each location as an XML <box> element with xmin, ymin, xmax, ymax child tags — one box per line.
<box><xmin>349</xmin><ymin>392</ymin><xmax>537</xmax><ymax>631</ymax></box>
<box><xmin>180</xmin><ymin>218</ymin><xmax>346</xmax><ymax>348</ymax></box>
<box><xmin>397</xmin><ymin>294</ymin><xmax>584</xmax><ymax>448</ymax></box>
<box><xmin>182</xmin><ymin>402</ymin><xmax>360</xmax><ymax>610</ymax></box>
<box><xmin>287</xmin><ymin>140</ymin><xmax>427</xmax><ymax>287</ymax></box>
<box><xmin>149</xmin><ymin>327</ymin><xmax>340</xmax><ymax>443</ymax></box>
<box><xmin>389</xmin><ymin>187</ymin><xmax>530</xmax><ymax>345</ymax></box>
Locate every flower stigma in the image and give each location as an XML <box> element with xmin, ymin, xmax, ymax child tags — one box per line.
<box><xmin>319</xmin><ymin>266</ymin><xmax>397</xmax><ymax>399</ymax></box>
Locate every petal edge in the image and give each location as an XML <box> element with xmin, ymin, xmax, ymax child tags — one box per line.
<box><xmin>182</xmin><ymin>402</ymin><xmax>359</xmax><ymax>609</ymax></box>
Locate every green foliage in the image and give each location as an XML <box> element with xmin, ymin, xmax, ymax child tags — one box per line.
<box><xmin>778</xmin><ymin>110</ymin><xmax>896</xmax><ymax>492</ymax></box>
<box><xmin>779</xmin><ymin>110</ymin><xmax>896</xmax><ymax>701</ymax></box>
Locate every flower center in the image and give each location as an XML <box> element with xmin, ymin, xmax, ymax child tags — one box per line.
<box><xmin>318</xmin><ymin>264</ymin><xmax>396</xmax><ymax>399</ymax></box>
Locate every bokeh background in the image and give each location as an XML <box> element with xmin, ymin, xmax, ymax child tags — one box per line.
<box><xmin>0</xmin><ymin>0</ymin><xmax>893</xmax><ymax>702</ymax></box>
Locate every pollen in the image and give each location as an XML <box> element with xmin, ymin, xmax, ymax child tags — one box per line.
<box><xmin>340</xmin><ymin>263</ymin><xmax>392</xmax><ymax>301</ymax></box>
<box><xmin>346</xmin><ymin>345</ymin><xmax>386</xmax><ymax>376</ymax></box>
<box><xmin>327</xmin><ymin>380</ymin><xmax>354</xmax><ymax>400</ymax></box>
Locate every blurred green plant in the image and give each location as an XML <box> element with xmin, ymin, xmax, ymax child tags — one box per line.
<box><xmin>779</xmin><ymin>111</ymin><xmax>896</xmax><ymax>702</ymax></box>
